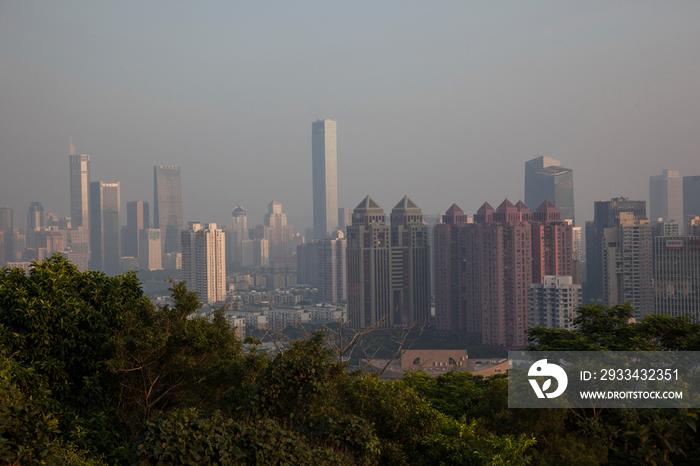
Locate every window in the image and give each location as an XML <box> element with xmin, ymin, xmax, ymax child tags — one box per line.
<box><xmin>413</xmin><ymin>357</ymin><xmax>420</xmax><ymax>365</ymax></box>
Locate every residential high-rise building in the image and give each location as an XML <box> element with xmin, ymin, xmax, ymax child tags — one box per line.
<box><xmin>602</xmin><ymin>212</ymin><xmax>653</xmax><ymax>320</ymax></box>
<box><xmin>90</xmin><ymin>181</ymin><xmax>121</xmax><ymax>274</ymax></box>
<box><xmin>390</xmin><ymin>196</ymin><xmax>431</xmax><ymax>326</ymax></box>
<box><xmin>154</xmin><ymin>165</ymin><xmax>183</xmax><ymax>257</ymax></box>
<box><xmin>584</xmin><ymin>197</ymin><xmax>646</xmax><ymax>304</ymax></box>
<box><xmin>312</xmin><ymin>120</ymin><xmax>338</xmax><ymax>240</ymax></box>
<box><xmin>347</xmin><ymin>196</ymin><xmax>430</xmax><ymax>328</ymax></box>
<box><xmin>69</xmin><ymin>137</ymin><xmax>90</xmax><ymax>231</ymax></box>
<box><xmin>181</xmin><ymin>222</ymin><xmax>226</xmax><ymax>303</ymax></box>
<box><xmin>434</xmin><ymin>199</ymin><xmax>572</xmax><ymax>346</ymax></box>
<box><xmin>138</xmin><ymin>228</ymin><xmax>162</xmax><ymax>271</ymax></box>
<box><xmin>318</xmin><ymin>230</ymin><xmax>347</xmax><ymax>304</ymax></box>
<box><xmin>126</xmin><ymin>201</ymin><xmax>149</xmax><ymax>259</ymax></box>
<box><xmin>296</xmin><ymin>241</ymin><xmax>320</xmax><ymax>286</ymax></box>
<box><xmin>655</xmin><ymin>236</ymin><xmax>700</xmax><ymax>320</ymax></box>
<box><xmin>529</xmin><ymin>276</ymin><xmax>581</xmax><ymax>330</ymax></box>
<box><xmin>524</xmin><ymin>156</ymin><xmax>575</xmax><ymax>225</ymax></box>
<box><xmin>652</xmin><ymin>221</ymin><xmax>680</xmax><ymax>239</ymax></box>
<box><xmin>650</xmin><ymin>170</ymin><xmax>683</xmax><ymax>225</ymax></box>
<box><xmin>684</xmin><ymin>176</ymin><xmax>700</xmax><ymax>233</ymax></box>
<box><xmin>230</xmin><ymin>204</ymin><xmax>249</xmax><ymax>267</ymax></box>
<box><xmin>433</xmin><ymin>204</ymin><xmax>473</xmax><ymax>334</ymax></box>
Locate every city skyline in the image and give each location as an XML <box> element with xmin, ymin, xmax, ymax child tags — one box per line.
<box><xmin>2</xmin><ymin>2</ymin><xmax>699</xmax><ymax>231</ymax></box>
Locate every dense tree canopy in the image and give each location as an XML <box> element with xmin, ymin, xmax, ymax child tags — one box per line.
<box><xmin>1</xmin><ymin>257</ymin><xmax>700</xmax><ymax>465</ymax></box>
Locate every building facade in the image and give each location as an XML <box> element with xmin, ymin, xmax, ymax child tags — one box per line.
<box><xmin>585</xmin><ymin>197</ymin><xmax>647</xmax><ymax>304</ymax></box>
<box><xmin>654</xmin><ymin>236</ymin><xmax>700</xmax><ymax>320</ymax></box>
<box><xmin>181</xmin><ymin>222</ymin><xmax>226</xmax><ymax>304</ymax></box>
<box><xmin>126</xmin><ymin>201</ymin><xmax>149</xmax><ymax>259</ymax></box>
<box><xmin>263</xmin><ymin>201</ymin><xmax>294</xmax><ymax>263</ymax></box>
<box><xmin>650</xmin><ymin>170</ymin><xmax>683</xmax><ymax>224</ymax></box>
<box><xmin>69</xmin><ymin>137</ymin><xmax>90</xmax><ymax>231</ymax></box>
<box><xmin>347</xmin><ymin>196</ymin><xmax>430</xmax><ymax>328</ymax></box>
<box><xmin>684</xmin><ymin>176</ymin><xmax>700</xmax><ymax>233</ymax></box>
<box><xmin>602</xmin><ymin>212</ymin><xmax>653</xmax><ymax>320</ymax></box>
<box><xmin>89</xmin><ymin>181</ymin><xmax>121</xmax><ymax>274</ymax></box>
<box><xmin>229</xmin><ymin>204</ymin><xmax>249</xmax><ymax>267</ymax></box>
<box><xmin>138</xmin><ymin>228</ymin><xmax>162</xmax><ymax>271</ymax></box>
<box><xmin>434</xmin><ymin>199</ymin><xmax>572</xmax><ymax>347</ymax></box>
<box><xmin>312</xmin><ymin>120</ymin><xmax>338</xmax><ymax>240</ymax></box>
<box><xmin>317</xmin><ymin>230</ymin><xmax>347</xmax><ymax>304</ymax></box>
<box><xmin>529</xmin><ymin>276</ymin><xmax>581</xmax><ymax>330</ymax></box>
<box><xmin>0</xmin><ymin>207</ymin><xmax>12</xmax><ymax>265</ymax></box>
<box><xmin>524</xmin><ymin>156</ymin><xmax>575</xmax><ymax>225</ymax></box>
<box><xmin>154</xmin><ymin>165</ymin><xmax>183</xmax><ymax>257</ymax></box>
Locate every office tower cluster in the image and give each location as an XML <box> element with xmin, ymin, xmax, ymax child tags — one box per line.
<box><xmin>581</xmin><ymin>168</ymin><xmax>700</xmax><ymax>323</ymax></box>
<box><xmin>434</xmin><ymin>199</ymin><xmax>573</xmax><ymax>347</ymax></box>
<box><xmin>346</xmin><ymin>196</ymin><xmax>430</xmax><ymax>328</ymax></box>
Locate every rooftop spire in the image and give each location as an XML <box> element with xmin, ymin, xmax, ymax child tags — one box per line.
<box><xmin>69</xmin><ymin>135</ymin><xmax>75</xmax><ymax>156</ymax></box>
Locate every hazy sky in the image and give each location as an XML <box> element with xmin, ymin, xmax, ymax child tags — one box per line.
<box><xmin>1</xmin><ymin>1</ymin><xmax>699</xmax><ymax>231</ymax></box>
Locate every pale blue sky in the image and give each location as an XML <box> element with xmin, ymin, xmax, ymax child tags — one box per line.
<box><xmin>1</xmin><ymin>1</ymin><xmax>699</xmax><ymax>229</ymax></box>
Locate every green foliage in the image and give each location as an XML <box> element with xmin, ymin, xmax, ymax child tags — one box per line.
<box><xmin>109</xmin><ymin>281</ymin><xmax>242</xmax><ymax>436</ymax></box>
<box><xmin>528</xmin><ymin>302</ymin><xmax>700</xmax><ymax>352</ymax></box>
<box><xmin>402</xmin><ymin>371</ymin><xmax>493</xmax><ymax>420</ymax></box>
<box><xmin>133</xmin><ymin>408</ymin><xmax>354</xmax><ymax>465</ymax></box>
<box><xmin>0</xmin><ymin>255</ymin><xmax>149</xmax><ymax>461</ymax></box>
<box><xmin>248</xmin><ymin>332</ymin><xmax>345</xmax><ymax>422</ymax></box>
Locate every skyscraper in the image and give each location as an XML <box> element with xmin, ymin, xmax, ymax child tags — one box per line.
<box><xmin>90</xmin><ymin>181</ymin><xmax>121</xmax><ymax>274</ymax></box>
<box><xmin>602</xmin><ymin>212</ymin><xmax>653</xmax><ymax>320</ymax></box>
<box><xmin>181</xmin><ymin>222</ymin><xmax>226</xmax><ymax>303</ymax></box>
<box><xmin>26</xmin><ymin>202</ymin><xmax>45</xmax><ymax>249</ymax></box>
<box><xmin>524</xmin><ymin>156</ymin><xmax>575</xmax><ymax>225</ymax></box>
<box><xmin>433</xmin><ymin>199</ymin><xmax>572</xmax><ymax>346</ymax></box>
<box><xmin>654</xmin><ymin>236</ymin><xmax>700</xmax><ymax>320</ymax></box>
<box><xmin>390</xmin><ymin>196</ymin><xmax>431</xmax><ymax>326</ymax></box>
<box><xmin>154</xmin><ymin>165</ymin><xmax>183</xmax><ymax>256</ymax></box>
<box><xmin>126</xmin><ymin>201</ymin><xmax>149</xmax><ymax>259</ymax></box>
<box><xmin>318</xmin><ymin>230</ymin><xmax>347</xmax><ymax>304</ymax></box>
<box><xmin>0</xmin><ymin>207</ymin><xmax>12</xmax><ymax>265</ymax></box>
<box><xmin>139</xmin><ymin>229</ymin><xmax>162</xmax><ymax>271</ymax></box>
<box><xmin>650</xmin><ymin>170</ymin><xmax>682</xmax><ymax>223</ymax></box>
<box><xmin>263</xmin><ymin>200</ymin><xmax>294</xmax><ymax>262</ymax></box>
<box><xmin>584</xmin><ymin>197</ymin><xmax>646</xmax><ymax>304</ymax></box>
<box><xmin>312</xmin><ymin>120</ymin><xmax>338</xmax><ymax>240</ymax></box>
<box><xmin>69</xmin><ymin>137</ymin><xmax>90</xmax><ymax>231</ymax></box>
<box><xmin>230</xmin><ymin>204</ymin><xmax>249</xmax><ymax>267</ymax></box>
<box><xmin>347</xmin><ymin>196</ymin><xmax>430</xmax><ymax>328</ymax></box>
<box><xmin>684</xmin><ymin>176</ymin><xmax>700</xmax><ymax>232</ymax></box>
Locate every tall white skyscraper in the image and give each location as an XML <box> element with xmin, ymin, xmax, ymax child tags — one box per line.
<box><xmin>650</xmin><ymin>170</ymin><xmax>682</xmax><ymax>223</ymax></box>
<box><xmin>181</xmin><ymin>222</ymin><xmax>226</xmax><ymax>304</ymax></box>
<box><xmin>312</xmin><ymin>120</ymin><xmax>338</xmax><ymax>240</ymax></box>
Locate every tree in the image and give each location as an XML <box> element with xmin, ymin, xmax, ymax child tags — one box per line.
<box><xmin>108</xmin><ymin>281</ymin><xmax>242</xmax><ymax>436</ymax></box>
<box><xmin>0</xmin><ymin>254</ymin><xmax>148</xmax><ymax>461</ymax></box>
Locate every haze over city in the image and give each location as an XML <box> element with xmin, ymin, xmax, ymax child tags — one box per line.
<box><xmin>1</xmin><ymin>1</ymin><xmax>699</xmax><ymax>227</ymax></box>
